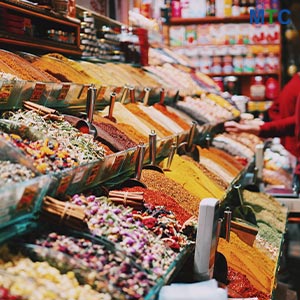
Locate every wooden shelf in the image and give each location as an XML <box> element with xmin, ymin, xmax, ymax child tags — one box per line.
<box><xmin>0</xmin><ymin>0</ymin><xmax>80</xmax><ymax>26</ymax></box>
<box><xmin>0</xmin><ymin>36</ymin><xmax>82</xmax><ymax>56</ymax></box>
<box><xmin>169</xmin><ymin>15</ymin><xmax>278</xmax><ymax>25</ymax></box>
<box><xmin>171</xmin><ymin>43</ymin><xmax>280</xmax><ymax>48</ymax></box>
<box><xmin>0</xmin><ymin>0</ymin><xmax>81</xmax><ymax>56</ymax></box>
<box><xmin>207</xmin><ymin>72</ymin><xmax>279</xmax><ymax>77</ymax></box>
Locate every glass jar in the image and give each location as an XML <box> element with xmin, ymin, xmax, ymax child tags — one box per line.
<box><xmin>265</xmin><ymin>77</ymin><xmax>279</xmax><ymax>100</ymax></box>
<box><xmin>250</xmin><ymin>76</ymin><xmax>266</xmax><ymax>101</ymax></box>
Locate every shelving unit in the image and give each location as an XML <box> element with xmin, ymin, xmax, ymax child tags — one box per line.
<box><xmin>162</xmin><ymin>15</ymin><xmax>282</xmax><ymax>99</ymax></box>
<box><xmin>0</xmin><ymin>0</ymin><xmax>82</xmax><ymax>56</ymax></box>
<box><xmin>169</xmin><ymin>15</ymin><xmax>274</xmax><ymax>25</ymax></box>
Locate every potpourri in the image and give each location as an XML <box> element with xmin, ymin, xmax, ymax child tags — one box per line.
<box><xmin>0</xmin><ymin>161</ymin><xmax>35</xmax><ymax>187</ymax></box>
<box><xmin>35</xmin><ymin>232</ymin><xmax>156</xmax><ymax>300</ymax></box>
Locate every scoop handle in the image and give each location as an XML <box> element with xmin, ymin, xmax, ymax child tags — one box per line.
<box><xmin>108</xmin><ymin>92</ymin><xmax>117</xmax><ymax>120</ymax></box>
<box><xmin>186</xmin><ymin>121</ymin><xmax>197</xmax><ymax>152</ymax></box>
<box><xmin>135</xmin><ymin>143</ymin><xmax>146</xmax><ymax>180</ymax></box>
<box><xmin>86</xmin><ymin>84</ymin><xmax>97</xmax><ymax>123</ymax></box>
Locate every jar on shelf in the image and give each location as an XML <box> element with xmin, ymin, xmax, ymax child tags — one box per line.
<box><xmin>255</xmin><ymin>53</ymin><xmax>266</xmax><ymax>73</ymax></box>
<box><xmin>224</xmin><ymin>76</ymin><xmax>239</xmax><ymax>95</ymax></box>
<box><xmin>265</xmin><ymin>77</ymin><xmax>279</xmax><ymax>100</ymax></box>
<box><xmin>243</xmin><ymin>53</ymin><xmax>255</xmax><ymax>73</ymax></box>
<box><xmin>199</xmin><ymin>56</ymin><xmax>212</xmax><ymax>74</ymax></box>
<box><xmin>265</xmin><ymin>52</ymin><xmax>279</xmax><ymax>73</ymax></box>
<box><xmin>250</xmin><ymin>76</ymin><xmax>266</xmax><ymax>101</ymax></box>
<box><xmin>233</xmin><ymin>55</ymin><xmax>244</xmax><ymax>73</ymax></box>
<box><xmin>211</xmin><ymin>56</ymin><xmax>222</xmax><ymax>74</ymax></box>
<box><xmin>223</xmin><ymin>55</ymin><xmax>233</xmax><ymax>74</ymax></box>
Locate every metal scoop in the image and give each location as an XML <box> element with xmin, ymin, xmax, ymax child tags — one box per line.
<box><xmin>76</xmin><ymin>84</ymin><xmax>97</xmax><ymax>137</ymax></box>
<box><xmin>177</xmin><ymin>121</ymin><xmax>200</xmax><ymax>161</ymax></box>
<box><xmin>119</xmin><ymin>143</ymin><xmax>147</xmax><ymax>188</ymax></box>
<box><xmin>163</xmin><ymin>142</ymin><xmax>177</xmax><ymax>171</ymax></box>
<box><xmin>244</xmin><ymin>167</ymin><xmax>260</xmax><ymax>192</ymax></box>
<box><xmin>159</xmin><ymin>88</ymin><xmax>165</xmax><ymax>104</ymax></box>
<box><xmin>129</xmin><ymin>86</ymin><xmax>136</xmax><ymax>103</ymax></box>
<box><xmin>142</xmin><ymin>87</ymin><xmax>151</xmax><ymax>106</ymax></box>
<box><xmin>233</xmin><ymin>183</ymin><xmax>257</xmax><ymax>225</ymax></box>
<box><xmin>104</xmin><ymin>92</ymin><xmax>117</xmax><ymax>122</ymax></box>
<box><xmin>143</xmin><ymin>130</ymin><xmax>164</xmax><ymax>173</ymax></box>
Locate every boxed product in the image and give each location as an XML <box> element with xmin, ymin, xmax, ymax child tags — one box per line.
<box><xmin>197</xmin><ymin>24</ymin><xmax>212</xmax><ymax>45</ymax></box>
<box><xmin>170</xmin><ymin>26</ymin><xmax>186</xmax><ymax>47</ymax></box>
<box><xmin>184</xmin><ymin>25</ymin><xmax>197</xmax><ymax>46</ymax></box>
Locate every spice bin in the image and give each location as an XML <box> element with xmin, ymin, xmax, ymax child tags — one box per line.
<box><xmin>0</xmin><ymin>136</ymin><xmax>51</xmax><ymax>229</ymax></box>
<box><xmin>0</xmin><ymin>79</ymin><xmax>24</xmax><ymax>110</ymax></box>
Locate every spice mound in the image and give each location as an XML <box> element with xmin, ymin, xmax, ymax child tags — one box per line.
<box><xmin>141</xmin><ymin>169</ymin><xmax>201</xmax><ymax>217</ymax></box>
<box><xmin>121</xmin><ymin>186</ymin><xmax>192</xmax><ymax>225</ymax></box>
<box><xmin>218</xmin><ymin>232</ymin><xmax>276</xmax><ymax>294</ymax></box>
<box><xmin>227</xmin><ymin>267</ymin><xmax>270</xmax><ymax>300</ymax></box>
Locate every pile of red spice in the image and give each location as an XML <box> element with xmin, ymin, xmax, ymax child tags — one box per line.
<box><xmin>121</xmin><ymin>186</ymin><xmax>192</xmax><ymax>224</ymax></box>
<box><xmin>227</xmin><ymin>267</ymin><xmax>270</xmax><ymax>300</ymax></box>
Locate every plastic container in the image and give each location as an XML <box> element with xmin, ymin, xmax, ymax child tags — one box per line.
<box><xmin>0</xmin><ymin>79</ymin><xmax>24</xmax><ymax>110</ymax></box>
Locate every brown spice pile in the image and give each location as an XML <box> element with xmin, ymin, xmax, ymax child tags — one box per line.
<box><xmin>141</xmin><ymin>169</ymin><xmax>201</xmax><ymax>217</ymax></box>
<box><xmin>93</xmin><ymin>121</ymin><xmax>137</xmax><ymax>150</ymax></box>
<box><xmin>0</xmin><ymin>50</ymin><xmax>59</xmax><ymax>82</ymax></box>
<box><xmin>111</xmin><ymin>123</ymin><xmax>148</xmax><ymax>144</ymax></box>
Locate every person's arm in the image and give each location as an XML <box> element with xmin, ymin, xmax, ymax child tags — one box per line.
<box><xmin>259</xmin><ymin>116</ymin><xmax>295</xmax><ymax>138</ymax></box>
<box><xmin>224</xmin><ymin>121</ymin><xmax>261</xmax><ymax>135</ymax></box>
<box><xmin>266</xmin><ymin>96</ymin><xmax>280</xmax><ymax>122</ymax></box>
<box><xmin>225</xmin><ymin>116</ymin><xmax>295</xmax><ymax>137</ymax></box>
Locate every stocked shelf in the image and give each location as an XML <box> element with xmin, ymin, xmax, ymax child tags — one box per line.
<box><xmin>0</xmin><ymin>32</ymin><xmax>82</xmax><ymax>56</ymax></box>
<box><xmin>207</xmin><ymin>71</ymin><xmax>280</xmax><ymax>77</ymax></box>
<box><xmin>0</xmin><ymin>0</ymin><xmax>81</xmax><ymax>56</ymax></box>
<box><xmin>169</xmin><ymin>15</ymin><xmax>278</xmax><ymax>25</ymax></box>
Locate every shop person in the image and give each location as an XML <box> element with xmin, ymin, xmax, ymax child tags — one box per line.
<box><xmin>224</xmin><ymin>73</ymin><xmax>300</xmax><ymax>158</ymax></box>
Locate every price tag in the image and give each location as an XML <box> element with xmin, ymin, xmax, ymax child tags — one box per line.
<box><xmin>0</xmin><ymin>83</ymin><xmax>14</xmax><ymax>103</ymax></box>
<box><xmin>86</xmin><ymin>162</ymin><xmax>102</xmax><ymax>186</ymax></box>
<box><xmin>97</xmin><ymin>86</ymin><xmax>107</xmax><ymax>101</ymax></box>
<box><xmin>16</xmin><ymin>184</ymin><xmax>39</xmax><ymax>212</ymax></box>
<box><xmin>77</xmin><ymin>84</ymin><xmax>89</xmax><ymax>101</ymax></box>
<box><xmin>56</xmin><ymin>174</ymin><xmax>72</xmax><ymax>196</ymax></box>
<box><xmin>57</xmin><ymin>84</ymin><xmax>70</xmax><ymax>100</ymax></box>
<box><xmin>72</xmin><ymin>166</ymin><xmax>88</xmax><ymax>184</ymax></box>
<box><xmin>30</xmin><ymin>83</ymin><xmax>46</xmax><ymax>101</ymax></box>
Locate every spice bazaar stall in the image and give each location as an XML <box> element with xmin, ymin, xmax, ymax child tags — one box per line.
<box><xmin>0</xmin><ymin>2</ymin><xmax>295</xmax><ymax>300</ymax></box>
